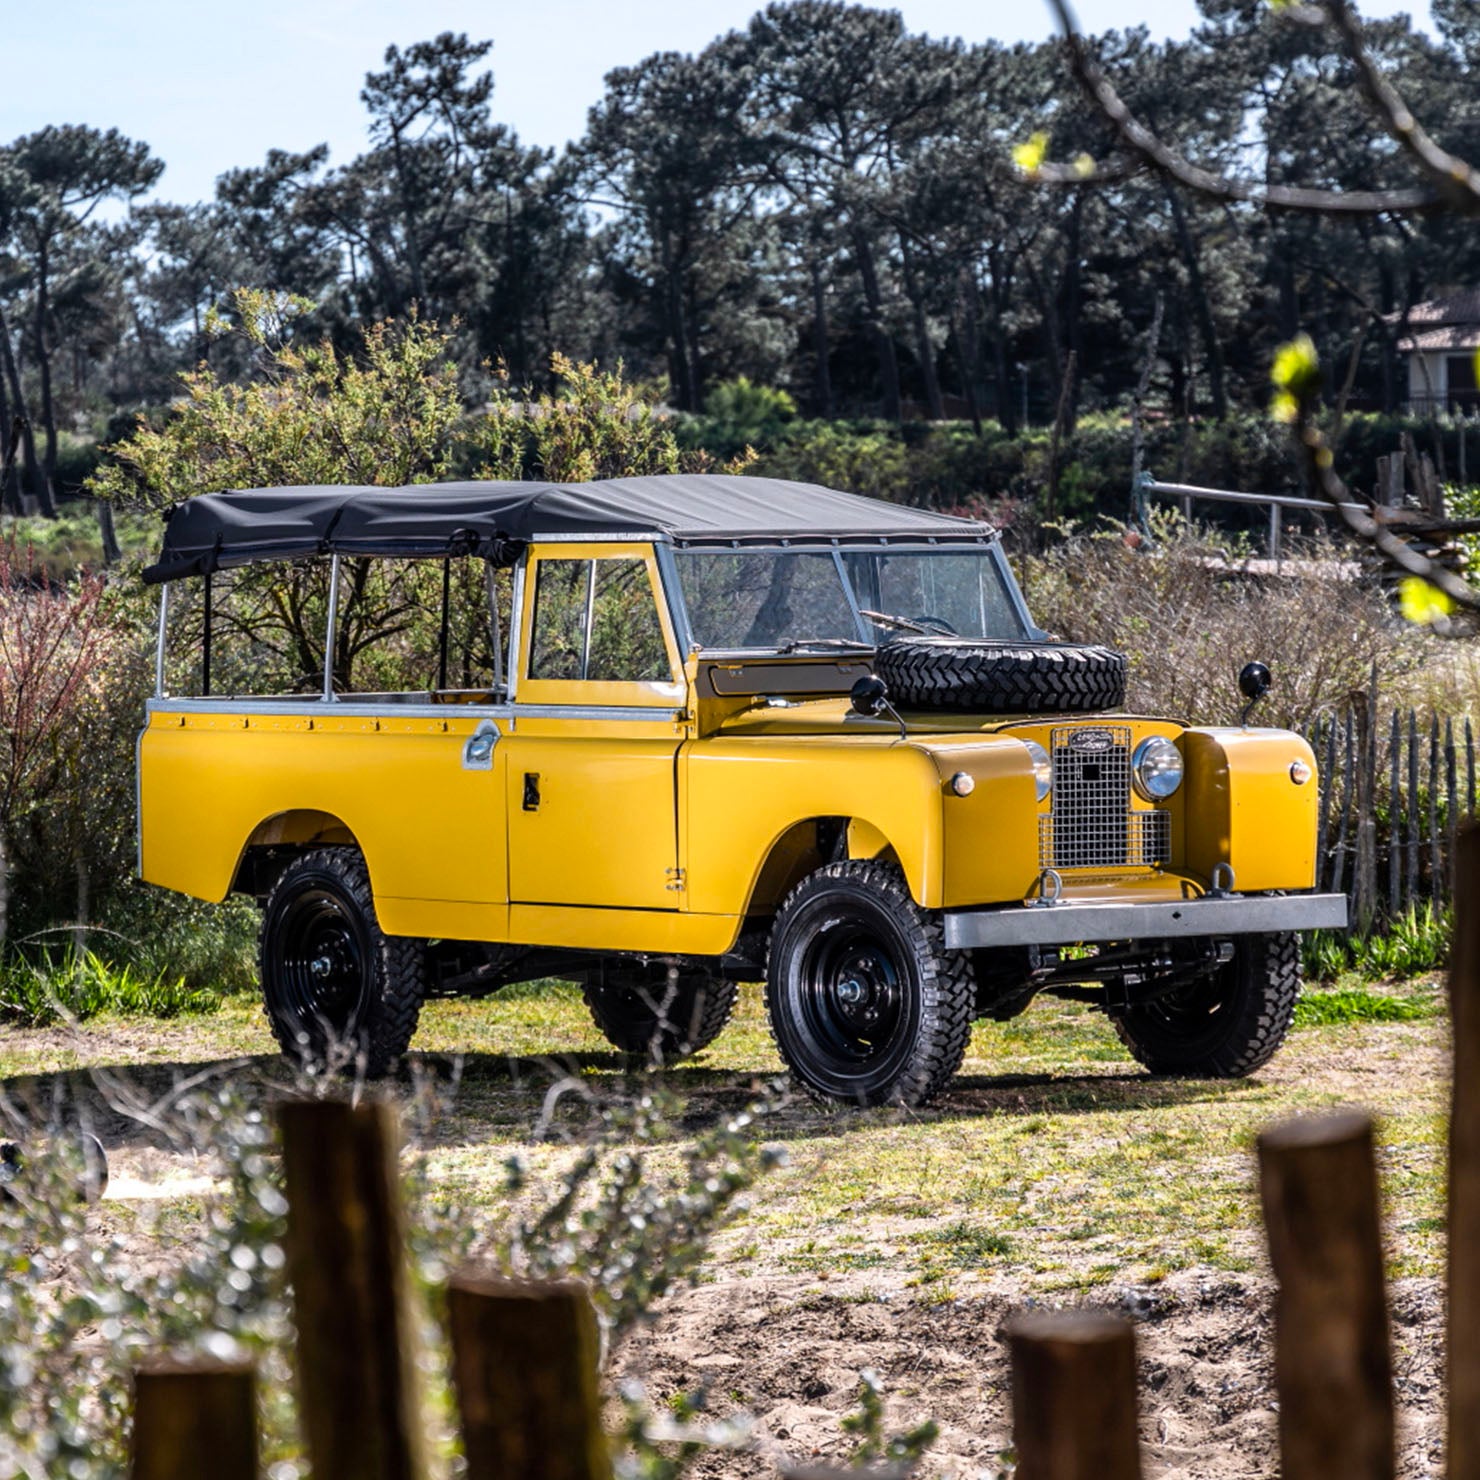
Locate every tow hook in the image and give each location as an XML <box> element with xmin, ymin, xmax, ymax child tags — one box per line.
<box><xmin>1027</xmin><ymin>868</ymin><xmax>1064</xmax><ymax>908</ymax></box>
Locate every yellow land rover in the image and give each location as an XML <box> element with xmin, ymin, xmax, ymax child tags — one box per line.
<box><xmin>137</xmin><ymin>475</ymin><xmax>1345</xmax><ymax>1106</ymax></box>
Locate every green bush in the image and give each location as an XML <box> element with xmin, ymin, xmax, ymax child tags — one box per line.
<box><xmin>0</xmin><ymin>947</ymin><xmax>222</xmax><ymax>1026</ymax></box>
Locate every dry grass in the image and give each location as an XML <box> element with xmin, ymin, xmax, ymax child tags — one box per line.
<box><xmin>1019</xmin><ymin>528</ymin><xmax>1466</xmax><ymax>731</ymax></box>
<box><xmin>0</xmin><ymin>975</ymin><xmax>1449</xmax><ymax>1295</ymax></box>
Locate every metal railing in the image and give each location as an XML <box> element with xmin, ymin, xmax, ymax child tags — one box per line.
<box><xmin>1141</xmin><ymin>477</ymin><xmax>1365</xmax><ymax>560</ymax></box>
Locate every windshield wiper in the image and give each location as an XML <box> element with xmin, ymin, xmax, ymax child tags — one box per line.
<box><xmin>857</xmin><ymin>608</ymin><xmax>929</xmax><ymax>633</ymax></box>
<box><xmin>778</xmin><ymin>637</ymin><xmax>875</xmax><ymax>654</ymax></box>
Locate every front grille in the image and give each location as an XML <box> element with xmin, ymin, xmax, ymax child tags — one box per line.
<box><xmin>1037</xmin><ymin>724</ymin><xmax>1170</xmax><ymax>870</ymax></box>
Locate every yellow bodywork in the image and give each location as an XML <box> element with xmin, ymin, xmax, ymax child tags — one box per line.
<box><xmin>139</xmin><ymin>541</ymin><xmax>1322</xmax><ymax>954</ymax></box>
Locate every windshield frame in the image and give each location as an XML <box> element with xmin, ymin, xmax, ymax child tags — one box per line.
<box><xmin>659</xmin><ymin>538</ymin><xmax>1043</xmax><ymax>655</ymax></box>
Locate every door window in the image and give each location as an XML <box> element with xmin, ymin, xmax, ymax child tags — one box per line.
<box><xmin>528</xmin><ymin>556</ymin><xmax>672</xmax><ymax>683</ymax></box>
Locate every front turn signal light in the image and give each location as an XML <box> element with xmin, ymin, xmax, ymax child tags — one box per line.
<box><xmin>1290</xmin><ymin>759</ymin><xmax>1312</xmax><ymax>785</ymax></box>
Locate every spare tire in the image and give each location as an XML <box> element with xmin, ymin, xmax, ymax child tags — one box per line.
<box><xmin>874</xmin><ymin>637</ymin><xmax>1126</xmax><ymax>714</ymax></box>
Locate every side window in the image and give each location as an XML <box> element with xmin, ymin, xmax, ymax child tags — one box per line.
<box><xmin>588</xmin><ymin>558</ymin><xmax>670</xmax><ymax>681</ymax></box>
<box><xmin>529</xmin><ymin>560</ymin><xmax>589</xmax><ymax>680</ymax></box>
<box><xmin>528</xmin><ymin>556</ymin><xmax>672</xmax><ymax>683</ymax></box>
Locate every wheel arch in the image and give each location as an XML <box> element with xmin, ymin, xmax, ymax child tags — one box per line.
<box><xmin>742</xmin><ymin>815</ymin><xmax>907</xmax><ymax>921</ymax></box>
<box><xmin>231</xmin><ymin>809</ymin><xmax>363</xmax><ymax>898</ymax></box>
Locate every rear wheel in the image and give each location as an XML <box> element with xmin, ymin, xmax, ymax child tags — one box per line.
<box><xmin>259</xmin><ymin>848</ymin><xmax>427</xmax><ymax>1077</ymax></box>
<box><xmin>582</xmin><ymin>963</ymin><xmax>737</xmax><ymax>1063</ymax></box>
<box><xmin>766</xmin><ymin>860</ymin><xmax>973</xmax><ymax>1107</ymax></box>
<box><xmin>1109</xmin><ymin>932</ymin><xmax>1300</xmax><ymax>1077</ymax></box>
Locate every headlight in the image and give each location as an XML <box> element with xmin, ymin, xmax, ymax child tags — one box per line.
<box><xmin>1023</xmin><ymin>740</ymin><xmax>1052</xmax><ymax>802</ymax></box>
<box><xmin>1132</xmin><ymin>736</ymin><xmax>1183</xmax><ymax>801</ymax></box>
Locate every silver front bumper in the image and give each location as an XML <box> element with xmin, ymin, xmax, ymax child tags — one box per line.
<box><xmin>942</xmin><ymin>892</ymin><xmax>1349</xmax><ymax>951</ymax></box>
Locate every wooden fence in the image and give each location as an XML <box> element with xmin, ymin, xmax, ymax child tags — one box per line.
<box><xmin>126</xmin><ymin>827</ymin><xmax>1480</xmax><ymax>1480</ymax></box>
<box><xmin>1308</xmin><ymin>704</ymin><xmax>1475</xmax><ymax>930</ymax></box>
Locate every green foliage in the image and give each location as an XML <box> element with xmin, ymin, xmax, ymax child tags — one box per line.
<box><xmin>682</xmin><ymin>377</ymin><xmax>797</xmax><ymax>458</ymax></box>
<box><xmin>1303</xmin><ymin>903</ymin><xmax>1451</xmax><ymax>986</ymax></box>
<box><xmin>920</xmin><ymin>1220</ymin><xmax>1015</xmax><ymax>1266</ymax></box>
<box><xmin>0</xmin><ymin>508</ymin><xmax>157</xmax><ymax>579</ymax></box>
<box><xmin>1294</xmin><ymin>985</ymin><xmax>1439</xmax><ymax>1027</ymax></box>
<box><xmin>474</xmin><ymin>353</ymin><xmax>687</xmax><ymax>483</ymax></box>
<box><xmin>87</xmin><ymin>290</ymin><xmax>466</xmax><ymax>509</ymax></box>
<box><xmin>0</xmin><ymin>947</ymin><xmax>221</xmax><ymax>1026</ymax></box>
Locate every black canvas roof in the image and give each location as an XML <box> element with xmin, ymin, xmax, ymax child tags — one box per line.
<box><xmin>142</xmin><ymin>475</ymin><xmax>993</xmax><ymax>584</ymax></box>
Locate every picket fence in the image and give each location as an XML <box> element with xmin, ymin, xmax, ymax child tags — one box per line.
<box><xmin>1307</xmin><ymin>703</ymin><xmax>1474</xmax><ymax>930</ymax></box>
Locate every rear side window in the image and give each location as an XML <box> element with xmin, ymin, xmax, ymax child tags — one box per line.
<box><xmin>529</xmin><ymin>557</ymin><xmax>671</xmax><ymax>683</ymax></box>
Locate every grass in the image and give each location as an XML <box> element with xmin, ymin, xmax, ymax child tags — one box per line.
<box><xmin>0</xmin><ymin>948</ymin><xmax>221</xmax><ymax>1027</ymax></box>
<box><xmin>0</xmin><ymin>969</ymin><xmax>1450</xmax><ymax>1298</ymax></box>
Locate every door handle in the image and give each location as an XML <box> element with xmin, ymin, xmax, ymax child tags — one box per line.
<box><xmin>522</xmin><ymin>772</ymin><xmax>541</xmax><ymax>811</ymax></box>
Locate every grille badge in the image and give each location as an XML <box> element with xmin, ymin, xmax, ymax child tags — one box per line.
<box><xmin>1068</xmin><ymin>728</ymin><xmax>1115</xmax><ymax>753</ymax></box>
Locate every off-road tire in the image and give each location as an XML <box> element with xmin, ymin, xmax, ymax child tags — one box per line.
<box><xmin>259</xmin><ymin>847</ymin><xmax>427</xmax><ymax>1077</ymax></box>
<box><xmin>1109</xmin><ymin>931</ymin><xmax>1301</xmax><ymax>1077</ymax></box>
<box><xmin>582</xmin><ymin>965</ymin><xmax>738</xmax><ymax>1063</ymax></box>
<box><xmin>766</xmin><ymin>860</ymin><xmax>973</xmax><ymax>1107</ymax></box>
<box><xmin>873</xmin><ymin>637</ymin><xmax>1126</xmax><ymax>714</ymax></box>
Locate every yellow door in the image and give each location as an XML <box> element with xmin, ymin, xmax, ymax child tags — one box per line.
<box><xmin>504</xmin><ymin>544</ymin><xmax>688</xmax><ymax>911</ymax></box>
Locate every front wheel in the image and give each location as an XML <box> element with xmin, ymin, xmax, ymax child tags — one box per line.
<box><xmin>1109</xmin><ymin>931</ymin><xmax>1301</xmax><ymax>1077</ymax></box>
<box><xmin>766</xmin><ymin>861</ymin><xmax>973</xmax><ymax>1107</ymax></box>
<box><xmin>259</xmin><ymin>848</ymin><xmax>427</xmax><ymax>1077</ymax></box>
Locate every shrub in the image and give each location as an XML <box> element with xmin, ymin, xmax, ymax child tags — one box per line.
<box><xmin>1019</xmin><ymin>524</ymin><xmax>1434</xmax><ymax>730</ymax></box>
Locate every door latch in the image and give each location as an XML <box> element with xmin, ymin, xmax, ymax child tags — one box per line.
<box><xmin>522</xmin><ymin>772</ymin><xmax>541</xmax><ymax>811</ymax></box>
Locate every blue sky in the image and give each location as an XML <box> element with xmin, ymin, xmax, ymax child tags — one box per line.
<box><xmin>2</xmin><ymin>0</ymin><xmax>1437</xmax><ymax>205</ymax></box>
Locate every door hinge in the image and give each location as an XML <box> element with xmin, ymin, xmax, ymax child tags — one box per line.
<box><xmin>665</xmin><ymin>867</ymin><xmax>686</xmax><ymax>892</ymax></box>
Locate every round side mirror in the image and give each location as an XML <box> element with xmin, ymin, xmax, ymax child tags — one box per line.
<box><xmin>850</xmin><ymin>674</ymin><xmax>890</xmax><ymax>717</ymax></box>
<box><xmin>1238</xmin><ymin>661</ymin><xmax>1272</xmax><ymax>702</ymax></box>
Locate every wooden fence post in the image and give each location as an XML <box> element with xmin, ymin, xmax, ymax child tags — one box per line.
<box><xmin>277</xmin><ymin>1097</ymin><xmax>427</xmax><ymax>1480</ymax></box>
<box><xmin>130</xmin><ymin>1357</ymin><xmax>256</xmax><ymax>1480</ymax></box>
<box><xmin>1449</xmin><ymin>824</ymin><xmax>1480</xmax><ymax>1480</ymax></box>
<box><xmin>1257</xmin><ymin>1111</ymin><xmax>1394</xmax><ymax>1480</ymax></box>
<box><xmin>1007</xmin><ymin>1311</ymin><xmax>1141</xmax><ymax>1480</ymax></box>
<box><xmin>447</xmin><ymin>1270</ymin><xmax>609</xmax><ymax>1480</ymax></box>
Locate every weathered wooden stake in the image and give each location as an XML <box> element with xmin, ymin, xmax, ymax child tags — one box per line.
<box><xmin>1431</xmin><ymin>717</ymin><xmax>1443</xmax><ymax>896</ymax></box>
<box><xmin>1389</xmin><ymin>710</ymin><xmax>1402</xmax><ymax>919</ymax></box>
<box><xmin>1448</xmin><ymin>719</ymin><xmax>1460</xmax><ymax>898</ymax></box>
<box><xmin>447</xmin><ymin>1270</ymin><xmax>609</xmax><ymax>1480</ymax></box>
<box><xmin>1257</xmin><ymin>1111</ymin><xmax>1394</xmax><ymax>1480</ymax></box>
<box><xmin>1007</xmin><ymin>1311</ymin><xmax>1141</xmax><ymax>1480</ymax></box>
<box><xmin>1448</xmin><ymin>825</ymin><xmax>1480</xmax><ymax>1480</ymax></box>
<box><xmin>1409</xmin><ymin>710</ymin><xmax>1421</xmax><ymax>908</ymax></box>
<box><xmin>130</xmin><ymin>1357</ymin><xmax>256</xmax><ymax>1480</ymax></box>
<box><xmin>1317</xmin><ymin>717</ymin><xmax>1336</xmax><ymax>892</ymax></box>
<box><xmin>1333</xmin><ymin>718</ymin><xmax>1355</xmax><ymax>896</ymax></box>
<box><xmin>277</xmin><ymin>1098</ymin><xmax>427</xmax><ymax>1480</ymax></box>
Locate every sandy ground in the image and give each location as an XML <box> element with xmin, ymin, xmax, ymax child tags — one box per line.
<box><xmin>617</xmin><ymin>1270</ymin><xmax>1444</xmax><ymax>1480</ymax></box>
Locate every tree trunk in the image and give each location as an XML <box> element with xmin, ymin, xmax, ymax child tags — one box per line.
<box><xmin>0</xmin><ymin>359</ymin><xmax>19</xmax><ymax>516</ymax></box>
<box><xmin>810</xmin><ymin>257</ymin><xmax>834</xmax><ymax>418</ymax></box>
<box><xmin>1166</xmin><ymin>187</ymin><xmax>1228</xmax><ymax>420</ymax></box>
<box><xmin>657</xmin><ymin>228</ymin><xmax>697</xmax><ymax>413</ymax></box>
<box><xmin>97</xmin><ymin>499</ymin><xmax>122</xmax><ymax>564</ymax></box>
<box><xmin>1059</xmin><ymin>193</ymin><xmax>1085</xmax><ymax>432</ymax></box>
<box><xmin>389</xmin><ymin>126</ymin><xmax>427</xmax><ymax>310</ymax></box>
<box><xmin>954</xmin><ymin>289</ymin><xmax>984</xmax><ymax>435</ymax></box>
<box><xmin>0</xmin><ymin>303</ymin><xmax>55</xmax><ymax>517</ymax></box>
<box><xmin>851</xmin><ymin>226</ymin><xmax>902</xmax><ymax>422</ymax></box>
<box><xmin>0</xmin><ymin>826</ymin><xmax>9</xmax><ymax>949</ymax></box>
<box><xmin>35</xmin><ymin>238</ymin><xmax>61</xmax><ymax>492</ymax></box>
<box><xmin>899</xmin><ymin>234</ymin><xmax>945</xmax><ymax>420</ymax></box>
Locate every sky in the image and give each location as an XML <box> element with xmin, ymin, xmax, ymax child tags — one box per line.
<box><xmin>1</xmin><ymin>0</ymin><xmax>1439</xmax><ymax>206</ymax></box>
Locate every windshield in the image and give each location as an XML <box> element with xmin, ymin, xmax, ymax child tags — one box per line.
<box><xmin>675</xmin><ymin>546</ymin><xmax>1030</xmax><ymax>650</ymax></box>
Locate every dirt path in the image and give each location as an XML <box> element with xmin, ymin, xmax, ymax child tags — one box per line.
<box><xmin>618</xmin><ymin>1270</ymin><xmax>1443</xmax><ymax>1480</ymax></box>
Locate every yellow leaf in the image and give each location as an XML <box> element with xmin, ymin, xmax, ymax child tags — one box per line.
<box><xmin>1269</xmin><ymin>390</ymin><xmax>1298</xmax><ymax>424</ymax></box>
<box><xmin>1012</xmin><ymin>132</ymin><xmax>1049</xmax><ymax>175</ymax></box>
<box><xmin>1399</xmin><ymin>576</ymin><xmax>1456</xmax><ymax>625</ymax></box>
<box><xmin>1270</xmin><ymin>333</ymin><xmax>1320</xmax><ymax>393</ymax></box>
<box><xmin>1072</xmin><ymin>153</ymin><xmax>1096</xmax><ymax>178</ymax></box>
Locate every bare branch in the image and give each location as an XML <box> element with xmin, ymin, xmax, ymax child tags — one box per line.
<box><xmin>1041</xmin><ymin>0</ymin><xmax>1445</xmax><ymax>216</ymax></box>
<box><xmin>1324</xmin><ymin>0</ymin><xmax>1480</xmax><ymax>212</ymax></box>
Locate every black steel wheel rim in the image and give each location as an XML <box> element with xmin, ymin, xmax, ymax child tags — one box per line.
<box><xmin>270</xmin><ymin>886</ymin><xmax>371</xmax><ymax>1041</ymax></box>
<box><xmin>789</xmin><ymin>908</ymin><xmax>916</xmax><ymax>1087</ymax></box>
